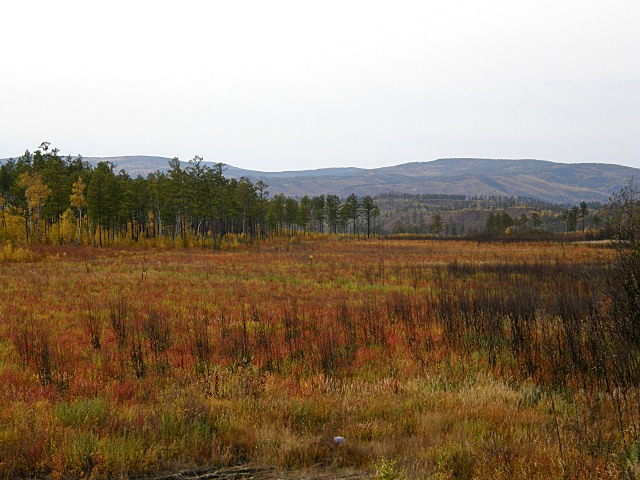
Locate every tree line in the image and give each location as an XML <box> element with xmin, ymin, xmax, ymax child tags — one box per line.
<box><xmin>0</xmin><ymin>143</ymin><xmax>381</xmax><ymax>247</ymax></box>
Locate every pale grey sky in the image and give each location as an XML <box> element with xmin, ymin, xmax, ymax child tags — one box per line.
<box><xmin>2</xmin><ymin>0</ymin><xmax>639</xmax><ymax>170</ymax></box>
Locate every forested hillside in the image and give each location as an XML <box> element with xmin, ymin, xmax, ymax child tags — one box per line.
<box><xmin>374</xmin><ymin>192</ymin><xmax>603</xmax><ymax>235</ymax></box>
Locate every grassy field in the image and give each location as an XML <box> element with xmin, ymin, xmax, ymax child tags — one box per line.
<box><xmin>0</xmin><ymin>237</ymin><xmax>637</xmax><ymax>479</ymax></box>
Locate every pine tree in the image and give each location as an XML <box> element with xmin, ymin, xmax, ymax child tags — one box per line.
<box><xmin>430</xmin><ymin>212</ymin><xmax>444</xmax><ymax>236</ymax></box>
<box><xmin>580</xmin><ymin>201</ymin><xmax>589</xmax><ymax>233</ymax></box>
<box><xmin>87</xmin><ymin>162</ymin><xmax>115</xmax><ymax>246</ymax></box>
<box><xmin>361</xmin><ymin>195</ymin><xmax>376</xmax><ymax>238</ymax></box>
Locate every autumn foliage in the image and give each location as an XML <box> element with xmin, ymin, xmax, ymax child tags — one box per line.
<box><xmin>0</xmin><ymin>237</ymin><xmax>638</xmax><ymax>478</ymax></box>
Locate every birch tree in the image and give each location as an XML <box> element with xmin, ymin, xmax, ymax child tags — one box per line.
<box><xmin>70</xmin><ymin>176</ymin><xmax>87</xmax><ymax>244</ymax></box>
<box><xmin>18</xmin><ymin>172</ymin><xmax>51</xmax><ymax>244</ymax></box>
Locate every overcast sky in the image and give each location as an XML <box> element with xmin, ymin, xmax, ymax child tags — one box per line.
<box><xmin>2</xmin><ymin>0</ymin><xmax>639</xmax><ymax>171</ymax></box>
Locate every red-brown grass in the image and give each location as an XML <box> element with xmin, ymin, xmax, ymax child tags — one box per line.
<box><xmin>0</xmin><ymin>238</ymin><xmax>636</xmax><ymax>479</ymax></box>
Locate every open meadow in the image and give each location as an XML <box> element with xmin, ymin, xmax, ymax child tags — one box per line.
<box><xmin>1</xmin><ymin>237</ymin><xmax>638</xmax><ymax>479</ymax></box>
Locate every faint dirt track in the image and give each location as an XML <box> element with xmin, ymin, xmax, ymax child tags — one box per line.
<box><xmin>143</xmin><ymin>465</ymin><xmax>370</xmax><ymax>480</ymax></box>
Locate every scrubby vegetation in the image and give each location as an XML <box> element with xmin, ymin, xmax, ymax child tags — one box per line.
<box><xmin>0</xmin><ymin>234</ymin><xmax>639</xmax><ymax>478</ymax></box>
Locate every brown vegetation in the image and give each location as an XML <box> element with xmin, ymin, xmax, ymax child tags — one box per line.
<box><xmin>0</xmin><ymin>237</ymin><xmax>638</xmax><ymax>478</ymax></box>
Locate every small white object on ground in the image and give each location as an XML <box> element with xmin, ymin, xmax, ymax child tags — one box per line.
<box><xmin>333</xmin><ymin>436</ymin><xmax>345</xmax><ymax>445</ymax></box>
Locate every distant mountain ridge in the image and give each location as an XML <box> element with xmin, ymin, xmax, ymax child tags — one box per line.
<box><xmin>3</xmin><ymin>155</ymin><xmax>638</xmax><ymax>204</ymax></box>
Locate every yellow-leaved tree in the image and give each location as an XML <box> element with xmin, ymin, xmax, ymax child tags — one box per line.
<box><xmin>18</xmin><ymin>172</ymin><xmax>51</xmax><ymax>244</ymax></box>
<box><xmin>0</xmin><ymin>194</ymin><xmax>4</xmax><ymax>232</ymax></box>
<box><xmin>70</xmin><ymin>176</ymin><xmax>87</xmax><ymax>245</ymax></box>
<box><xmin>61</xmin><ymin>208</ymin><xmax>76</xmax><ymax>244</ymax></box>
